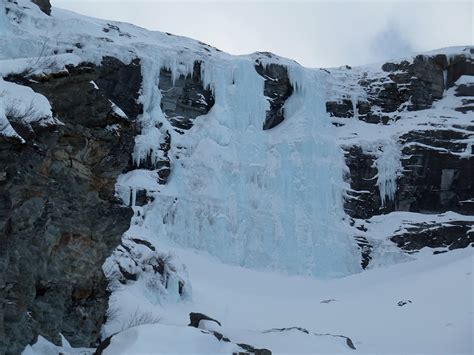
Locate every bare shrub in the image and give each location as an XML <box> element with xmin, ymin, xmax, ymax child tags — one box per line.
<box><xmin>21</xmin><ymin>37</ymin><xmax>62</xmax><ymax>77</ymax></box>
<box><xmin>122</xmin><ymin>308</ymin><xmax>161</xmax><ymax>330</ymax></box>
<box><xmin>105</xmin><ymin>304</ymin><xmax>120</xmax><ymax>324</ymax></box>
<box><xmin>3</xmin><ymin>99</ymin><xmax>41</xmax><ymax>123</ymax></box>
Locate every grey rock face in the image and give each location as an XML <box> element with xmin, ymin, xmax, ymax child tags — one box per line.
<box><xmin>397</xmin><ymin>129</ymin><xmax>474</xmax><ymax>215</ymax></box>
<box><xmin>135</xmin><ymin>61</ymin><xmax>214</xmax><ymax>185</ymax></box>
<box><xmin>354</xmin><ymin>235</ymin><xmax>372</xmax><ymax>270</ymax></box>
<box><xmin>446</xmin><ymin>52</ymin><xmax>474</xmax><ymax>88</ymax></box>
<box><xmin>255</xmin><ymin>61</ymin><xmax>294</xmax><ymax>130</ymax></box>
<box><xmin>390</xmin><ymin>220</ymin><xmax>474</xmax><ymax>252</ymax></box>
<box><xmin>343</xmin><ymin>146</ymin><xmax>393</xmax><ymax>219</ymax></box>
<box><xmin>188</xmin><ymin>312</ymin><xmax>222</xmax><ymax>328</ymax></box>
<box><xmin>331</xmin><ymin>49</ymin><xmax>474</xmax><ymax>263</ymax></box>
<box><xmin>327</xmin><ymin>53</ymin><xmax>472</xmax><ymax>124</ymax></box>
<box><xmin>343</xmin><ymin>128</ymin><xmax>474</xmax><ymax>221</ymax></box>
<box><xmin>455</xmin><ymin>83</ymin><xmax>474</xmax><ymax>97</ymax></box>
<box><xmin>338</xmin><ymin>53</ymin><xmax>473</xmax><ymax>220</ymax></box>
<box><xmin>0</xmin><ymin>57</ymin><xmax>142</xmax><ymax>354</ymax></box>
<box><xmin>159</xmin><ymin>61</ymin><xmax>214</xmax><ymax>133</ymax></box>
<box><xmin>326</xmin><ymin>99</ymin><xmax>353</xmax><ymax>119</ymax></box>
<box><xmin>31</xmin><ymin>0</ymin><xmax>51</xmax><ymax>15</ymax></box>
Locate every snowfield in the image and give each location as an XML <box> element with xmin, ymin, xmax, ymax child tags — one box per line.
<box><xmin>25</xmin><ymin>245</ymin><xmax>473</xmax><ymax>354</ymax></box>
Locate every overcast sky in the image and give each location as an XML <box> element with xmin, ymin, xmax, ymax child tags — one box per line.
<box><xmin>53</xmin><ymin>0</ymin><xmax>473</xmax><ymax>68</ymax></box>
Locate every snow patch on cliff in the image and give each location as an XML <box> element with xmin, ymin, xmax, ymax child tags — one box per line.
<box><xmin>0</xmin><ymin>78</ymin><xmax>55</xmax><ymax>141</ymax></box>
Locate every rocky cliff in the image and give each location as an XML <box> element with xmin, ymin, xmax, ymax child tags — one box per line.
<box><xmin>0</xmin><ymin>1</ymin><xmax>473</xmax><ymax>354</ymax></box>
<box><xmin>0</xmin><ymin>55</ymin><xmax>142</xmax><ymax>353</ymax></box>
<box><xmin>325</xmin><ymin>48</ymin><xmax>473</xmax><ymax>260</ymax></box>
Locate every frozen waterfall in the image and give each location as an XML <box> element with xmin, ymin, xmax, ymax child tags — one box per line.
<box><xmin>120</xmin><ymin>55</ymin><xmax>360</xmax><ymax>278</ymax></box>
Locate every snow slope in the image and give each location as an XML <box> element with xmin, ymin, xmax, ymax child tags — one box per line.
<box><xmin>26</xmin><ymin>245</ymin><xmax>474</xmax><ymax>354</ymax></box>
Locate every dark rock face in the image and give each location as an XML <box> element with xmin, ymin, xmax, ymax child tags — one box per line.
<box><xmin>132</xmin><ymin>129</ymin><xmax>171</xmax><ymax>185</ymax></box>
<box><xmin>455</xmin><ymin>83</ymin><xmax>474</xmax><ymax>97</ymax></box>
<box><xmin>343</xmin><ymin>145</ymin><xmax>394</xmax><ymax>219</ymax></box>
<box><xmin>397</xmin><ymin>130</ymin><xmax>474</xmax><ymax>215</ymax></box>
<box><xmin>236</xmin><ymin>343</ymin><xmax>272</xmax><ymax>355</ymax></box>
<box><xmin>354</xmin><ymin>235</ymin><xmax>372</xmax><ymax>269</ymax></box>
<box><xmin>345</xmin><ymin>128</ymin><xmax>474</xmax><ymax>221</ymax></box>
<box><xmin>327</xmin><ymin>53</ymin><xmax>472</xmax><ymax>124</ymax></box>
<box><xmin>446</xmin><ymin>53</ymin><xmax>474</xmax><ymax>88</ymax></box>
<box><xmin>339</xmin><ymin>53</ymin><xmax>473</xmax><ymax>219</ymax></box>
<box><xmin>138</xmin><ymin>61</ymin><xmax>215</xmax><ymax>185</ymax></box>
<box><xmin>0</xmin><ymin>57</ymin><xmax>142</xmax><ymax>354</ymax></box>
<box><xmin>159</xmin><ymin>61</ymin><xmax>214</xmax><ymax>132</ymax></box>
<box><xmin>390</xmin><ymin>220</ymin><xmax>474</xmax><ymax>252</ymax></box>
<box><xmin>381</xmin><ymin>55</ymin><xmax>445</xmax><ymax>111</ymax></box>
<box><xmin>255</xmin><ymin>62</ymin><xmax>294</xmax><ymax>130</ymax></box>
<box><xmin>332</xmin><ymin>49</ymin><xmax>474</xmax><ymax>263</ymax></box>
<box><xmin>326</xmin><ymin>99</ymin><xmax>353</xmax><ymax>119</ymax></box>
<box><xmin>31</xmin><ymin>0</ymin><xmax>51</xmax><ymax>15</ymax></box>
<box><xmin>188</xmin><ymin>312</ymin><xmax>222</xmax><ymax>328</ymax></box>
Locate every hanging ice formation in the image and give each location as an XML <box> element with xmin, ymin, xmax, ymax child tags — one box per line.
<box><xmin>117</xmin><ymin>53</ymin><xmax>360</xmax><ymax>278</ymax></box>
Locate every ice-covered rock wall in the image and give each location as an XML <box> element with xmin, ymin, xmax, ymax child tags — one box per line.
<box><xmin>118</xmin><ymin>54</ymin><xmax>360</xmax><ymax>277</ymax></box>
<box><xmin>327</xmin><ymin>47</ymin><xmax>474</xmax><ymax>263</ymax></box>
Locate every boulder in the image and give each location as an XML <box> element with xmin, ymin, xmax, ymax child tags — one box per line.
<box><xmin>188</xmin><ymin>312</ymin><xmax>222</xmax><ymax>328</ymax></box>
<box><xmin>31</xmin><ymin>0</ymin><xmax>51</xmax><ymax>15</ymax></box>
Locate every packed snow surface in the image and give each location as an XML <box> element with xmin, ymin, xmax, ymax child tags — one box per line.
<box><xmin>25</xmin><ymin>246</ymin><xmax>474</xmax><ymax>354</ymax></box>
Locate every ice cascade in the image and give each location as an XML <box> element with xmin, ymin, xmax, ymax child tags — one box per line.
<box><xmin>122</xmin><ymin>55</ymin><xmax>360</xmax><ymax>278</ymax></box>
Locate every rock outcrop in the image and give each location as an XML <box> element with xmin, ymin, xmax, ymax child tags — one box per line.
<box><xmin>390</xmin><ymin>220</ymin><xmax>474</xmax><ymax>252</ymax></box>
<box><xmin>255</xmin><ymin>56</ymin><xmax>294</xmax><ymax>130</ymax></box>
<box><xmin>159</xmin><ymin>61</ymin><xmax>214</xmax><ymax>133</ymax></box>
<box><xmin>188</xmin><ymin>312</ymin><xmax>222</xmax><ymax>328</ymax></box>
<box><xmin>327</xmin><ymin>51</ymin><xmax>473</xmax><ymax>124</ymax></box>
<box><xmin>0</xmin><ymin>57</ymin><xmax>142</xmax><ymax>354</ymax></box>
<box><xmin>329</xmin><ymin>47</ymin><xmax>474</xmax><ymax>260</ymax></box>
<box><xmin>31</xmin><ymin>0</ymin><xmax>51</xmax><ymax>15</ymax></box>
<box><xmin>105</xmin><ymin>235</ymin><xmax>187</xmax><ymax>298</ymax></box>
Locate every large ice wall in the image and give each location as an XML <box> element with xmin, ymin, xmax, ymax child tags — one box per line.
<box><xmin>124</xmin><ymin>56</ymin><xmax>360</xmax><ymax>278</ymax></box>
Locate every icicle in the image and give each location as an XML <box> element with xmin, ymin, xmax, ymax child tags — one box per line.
<box><xmin>131</xmin><ymin>186</ymin><xmax>136</xmax><ymax>207</ymax></box>
<box><xmin>375</xmin><ymin>140</ymin><xmax>402</xmax><ymax>206</ymax></box>
<box><xmin>351</xmin><ymin>94</ymin><xmax>359</xmax><ymax>120</ymax></box>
